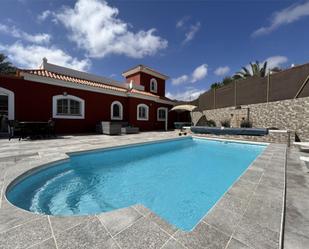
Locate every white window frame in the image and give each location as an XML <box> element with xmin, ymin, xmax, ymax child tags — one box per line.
<box><xmin>157</xmin><ymin>107</ymin><xmax>167</xmax><ymax>121</ymax></box>
<box><xmin>0</xmin><ymin>87</ymin><xmax>14</xmax><ymax>120</ymax></box>
<box><xmin>52</xmin><ymin>95</ymin><xmax>85</xmax><ymax>119</ymax></box>
<box><xmin>137</xmin><ymin>104</ymin><xmax>149</xmax><ymax>121</ymax></box>
<box><xmin>111</xmin><ymin>101</ymin><xmax>123</xmax><ymax>120</ymax></box>
<box><xmin>150</xmin><ymin>78</ymin><xmax>157</xmax><ymax>93</ymax></box>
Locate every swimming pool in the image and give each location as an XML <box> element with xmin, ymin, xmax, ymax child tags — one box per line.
<box><xmin>6</xmin><ymin>137</ymin><xmax>265</xmax><ymax>231</ymax></box>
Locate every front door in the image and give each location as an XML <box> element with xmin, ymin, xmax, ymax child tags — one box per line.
<box><xmin>0</xmin><ymin>95</ymin><xmax>8</xmax><ymax>132</ymax></box>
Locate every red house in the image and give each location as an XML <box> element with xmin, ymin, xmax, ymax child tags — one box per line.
<box><xmin>0</xmin><ymin>58</ymin><xmax>176</xmax><ymax>134</ymax></box>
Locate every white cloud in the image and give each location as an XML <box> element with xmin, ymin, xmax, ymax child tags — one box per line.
<box><xmin>37</xmin><ymin>10</ymin><xmax>53</xmax><ymax>22</ymax></box>
<box><xmin>53</xmin><ymin>0</ymin><xmax>167</xmax><ymax>58</ymax></box>
<box><xmin>0</xmin><ymin>23</ymin><xmax>51</xmax><ymax>44</ymax></box>
<box><xmin>252</xmin><ymin>1</ymin><xmax>309</xmax><ymax>36</ymax></box>
<box><xmin>176</xmin><ymin>16</ymin><xmax>190</xmax><ymax>28</ymax></box>
<box><xmin>183</xmin><ymin>22</ymin><xmax>200</xmax><ymax>44</ymax></box>
<box><xmin>172</xmin><ymin>64</ymin><xmax>208</xmax><ymax>86</ymax></box>
<box><xmin>166</xmin><ymin>87</ymin><xmax>205</xmax><ymax>101</ymax></box>
<box><xmin>191</xmin><ymin>64</ymin><xmax>208</xmax><ymax>83</ymax></box>
<box><xmin>264</xmin><ymin>55</ymin><xmax>288</xmax><ymax>70</ymax></box>
<box><xmin>214</xmin><ymin>66</ymin><xmax>230</xmax><ymax>76</ymax></box>
<box><xmin>171</xmin><ymin>75</ymin><xmax>189</xmax><ymax>85</ymax></box>
<box><xmin>0</xmin><ymin>42</ymin><xmax>91</xmax><ymax>71</ymax></box>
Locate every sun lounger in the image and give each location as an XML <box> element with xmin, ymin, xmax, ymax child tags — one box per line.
<box><xmin>300</xmin><ymin>156</ymin><xmax>309</xmax><ymax>169</ymax></box>
<box><xmin>293</xmin><ymin>142</ymin><xmax>309</xmax><ymax>151</ymax></box>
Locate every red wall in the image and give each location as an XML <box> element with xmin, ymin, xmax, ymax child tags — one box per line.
<box><xmin>0</xmin><ymin>76</ymin><xmax>174</xmax><ymax>133</ymax></box>
<box><xmin>126</xmin><ymin>72</ymin><xmax>165</xmax><ymax>97</ymax></box>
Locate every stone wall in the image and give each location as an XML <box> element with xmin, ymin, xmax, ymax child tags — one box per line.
<box><xmin>192</xmin><ymin>96</ymin><xmax>309</xmax><ymax>141</ymax></box>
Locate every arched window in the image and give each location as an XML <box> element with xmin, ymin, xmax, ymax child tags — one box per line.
<box><xmin>111</xmin><ymin>101</ymin><xmax>123</xmax><ymax>120</ymax></box>
<box><xmin>150</xmin><ymin>78</ymin><xmax>157</xmax><ymax>93</ymax></box>
<box><xmin>157</xmin><ymin>107</ymin><xmax>167</xmax><ymax>121</ymax></box>
<box><xmin>137</xmin><ymin>104</ymin><xmax>149</xmax><ymax>121</ymax></box>
<box><xmin>52</xmin><ymin>95</ymin><xmax>85</xmax><ymax>119</ymax></box>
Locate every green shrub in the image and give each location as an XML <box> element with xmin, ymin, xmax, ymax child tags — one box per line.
<box><xmin>220</xmin><ymin>119</ymin><xmax>230</xmax><ymax>127</ymax></box>
<box><xmin>240</xmin><ymin>119</ymin><xmax>252</xmax><ymax>128</ymax></box>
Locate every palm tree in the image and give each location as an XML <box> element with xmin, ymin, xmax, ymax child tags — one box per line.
<box><xmin>0</xmin><ymin>54</ymin><xmax>16</xmax><ymax>75</ymax></box>
<box><xmin>233</xmin><ymin>61</ymin><xmax>267</xmax><ymax>80</ymax></box>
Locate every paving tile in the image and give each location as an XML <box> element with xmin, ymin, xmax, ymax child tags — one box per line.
<box><xmin>203</xmin><ymin>206</ymin><xmax>242</xmax><ymax>236</ymax></box>
<box><xmin>161</xmin><ymin>238</ymin><xmax>186</xmax><ymax>249</ymax></box>
<box><xmin>174</xmin><ymin>222</ymin><xmax>230</xmax><ymax>249</ymax></box>
<box><xmin>259</xmin><ymin>175</ymin><xmax>284</xmax><ymax>189</ymax></box>
<box><xmin>227</xmin><ymin>179</ymin><xmax>256</xmax><ymax>200</ymax></box>
<box><xmin>0</xmin><ymin>217</ymin><xmax>52</xmax><ymax>249</ymax></box>
<box><xmin>55</xmin><ymin>217</ymin><xmax>116</xmax><ymax>249</ymax></box>
<box><xmin>254</xmin><ymin>184</ymin><xmax>283</xmax><ymax>201</ymax></box>
<box><xmin>240</xmin><ymin>168</ymin><xmax>263</xmax><ymax>184</ymax></box>
<box><xmin>28</xmin><ymin>238</ymin><xmax>57</xmax><ymax>249</ymax></box>
<box><xmin>132</xmin><ymin>204</ymin><xmax>152</xmax><ymax>216</ymax></box>
<box><xmin>226</xmin><ymin>238</ymin><xmax>251</xmax><ymax>249</ymax></box>
<box><xmin>283</xmin><ymin>230</ymin><xmax>309</xmax><ymax>249</ymax></box>
<box><xmin>233</xmin><ymin>217</ymin><xmax>279</xmax><ymax>249</ymax></box>
<box><xmin>49</xmin><ymin>215</ymin><xmax>90</xmax><ymax>235</ymax></box>
<box><xmin>147</xmin><ymin>212</ymin><xmax>178</xmax><ymax>235</ymax></box>
<box><xmin>97</xmin><ymin>207</ymin><xmax>142</xmax><ymax>236</ymax></box>
<box><xmin>243</xmin><ymin>195</ymin><xmax>282</xmax><ymax>233</ymax></box>
<box><xmin>215</xmin><ymin>193</ymin><xmax>247</xmax><ymax>215</ymax></box>
<box><xmin>115</xmin><ymin>216</ymin><xmax>170</xmax><ymax>249</ymax></box>
<box><xmin>284</xmin><ymin>200</ymin><xmax>309</xmax><ymax>238</ymax></box>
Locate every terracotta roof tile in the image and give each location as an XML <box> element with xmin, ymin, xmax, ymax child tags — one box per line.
<box><xmin>21</xmin><ymin>69</ymin><xmax>128</xmax><ymax>93</ymax></box>
<box><xmin>20</xmin><ymin>69</ymin><xmax>174</xmax><ymax>102</ymax></box>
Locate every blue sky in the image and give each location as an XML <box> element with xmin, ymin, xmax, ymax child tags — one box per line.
<box><xmin>1</xmin><ymin>0</ymin><xmax>309</xmax><ymax>101</ymax></box>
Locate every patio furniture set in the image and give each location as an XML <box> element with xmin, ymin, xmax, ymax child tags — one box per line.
<box><xmin>97</xmin><ymin>121</ymin><xmax>139</xmax><ymax>135</ymax></box>
<box><xmin>8</xmin><ymin>119</ymin><xmax>56</xmax><ymax>140</ymax></box>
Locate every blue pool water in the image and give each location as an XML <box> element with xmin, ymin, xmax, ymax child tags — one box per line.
<box><xmin>7</xmin><ymin>137</ymin><xmax>265</xmax><ymax>231</ymax></box>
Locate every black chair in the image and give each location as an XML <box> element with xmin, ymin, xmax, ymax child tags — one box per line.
<box><xmin>8</xmin><ymin>120</ymin><xmax>21</xmax><ymax>140</ymax></box>
<box><xmin>47</xmin><ymin>119</ymin><xmax>56</xmax><ymax>137</ymax></box>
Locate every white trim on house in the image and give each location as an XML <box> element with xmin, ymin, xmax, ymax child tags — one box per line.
<box><xmin>150</xmin><ymin>78</ymin><xmax>158</xmax><ymax>93</ymax></box>
<box><xmin>157</xmin><ymin>107</ymin><xmax>167</xmax><ymax>121</ymax></box>
<box><xmin>21</xmin><ymin>72</ymin><xmax>175</xmax><ymax>106</ymax></box>
<box><xmin>0</xmin><ymin>87</ymin><xmax>15</xmax><ymax>120</ymax></box>
<box><xmin>52</xmin><ymin>94</ymin><xmax>85</xmax><ymax>119</ymax></box>
<box><xmin>137</xmin><ymin>104</ymin><xmax>149</xmax><ymax>121</ymax></box>
<box><xmin>111</xmin><ymin>101</ymin><xmax>123</xmax><ymax>120</ymax></box>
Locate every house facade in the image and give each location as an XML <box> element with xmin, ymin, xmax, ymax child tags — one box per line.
<box><xmin>0</xmin><ymin>59</ymin><xmax>176</xmax><ymax>134</ymax></box>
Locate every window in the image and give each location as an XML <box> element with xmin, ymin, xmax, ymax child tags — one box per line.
<box><xmin>52</xmin><ymin>95</ymin><xmax>85</xmax><ymax>119</ymax></box>
<box><xmin>150</xmin><ymin>78</ymin><xmax>157</xmax><ymax>93</ymax></box>
<box><xmin>137</xmin><ymin>104</ymin><xmax>149</xmax><ymax>121</ymax></box>
<box><xmin>111</xmin><ymin>101</ymin><xmax>123</xmax><ymax>120</ymax></box>
<box><xmin>157</xmin><ymin>107</ymin><xmax>167</xmax><ymax>121</ymax></box>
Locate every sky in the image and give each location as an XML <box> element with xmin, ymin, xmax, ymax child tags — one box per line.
<box><xmin>0</xmin><ymin>0</ymin><xmax>309</xmax><ymax>101</ymax></box>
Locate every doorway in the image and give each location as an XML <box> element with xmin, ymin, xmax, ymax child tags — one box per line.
<box><xmin>0</xmin><ymin>87</ymin><xmax>15</xmax><ymax>133</ymax></box>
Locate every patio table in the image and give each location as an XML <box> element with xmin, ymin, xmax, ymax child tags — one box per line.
<box><xmin>19</xmin><ymin>121</ymin><xmax>50</xmax><ymax>140</ymax></box>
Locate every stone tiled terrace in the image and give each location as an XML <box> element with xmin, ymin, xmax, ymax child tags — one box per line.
<box><xmin>0</xmin><ymin>132</ymin><xmax>287</xmax><ymax>249</ymax></box>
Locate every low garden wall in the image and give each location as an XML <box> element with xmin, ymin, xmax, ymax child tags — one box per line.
<box><xmin>192</xmin><ymin>96</ymin><xmax>309</xmax><ymax>141</ymax></box>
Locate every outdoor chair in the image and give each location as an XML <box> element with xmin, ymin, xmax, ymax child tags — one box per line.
<box><xmin>47</xmin><ymin>119</ymin><xmax>56</xmax><ymax>137</ymax></box>
<box><xmin>99</xmin><ymin>122</ymin><xmax>122</xmax><ymax>135</ymax></box>
<box><xmin>8</xmin><ymin>120</ymin><xmax>21</xmax><ymax>140</ymax></box>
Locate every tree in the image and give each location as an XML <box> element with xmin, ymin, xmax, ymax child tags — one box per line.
<box><xmin>210</xmin><ymin>82</ymin><xmax>221</xmax><ymax>89</ymax></box>
<box><xmin>0</xmin><ymin>54</ymin><xmax>16</xmax><ymax>75</ymax></box>
<box><xmin>222</xmin><ymin>76</ymin><xmax>234</xmax><ymax>85</ymax></box>
<box><xmin>233</xmin><ymin>61</ymin><xmax>267</xmax><ymax>80</ymax></box>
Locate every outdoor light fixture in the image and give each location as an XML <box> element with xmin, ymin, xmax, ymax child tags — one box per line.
<box><xmin>63</xmin><ymin>92</ymin><xmax>68</xmax><ymax>96</ymax></box>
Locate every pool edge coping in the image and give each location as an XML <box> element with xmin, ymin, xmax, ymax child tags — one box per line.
<box><xmin>1</xmin><ymin>135</ymin><xmax>286</xmax><ymax>249</ymax></box>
